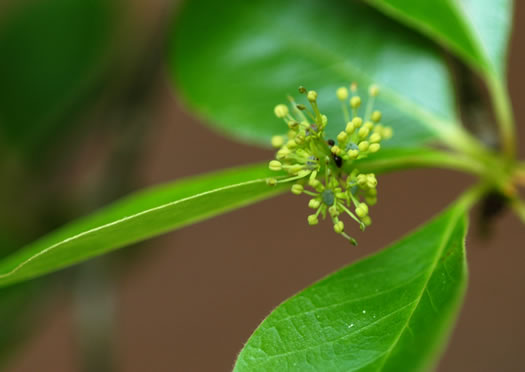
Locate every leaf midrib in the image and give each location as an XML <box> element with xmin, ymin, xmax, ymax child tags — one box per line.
<box><xmin>0</xmin><ymin>177</ymin><xmax>284</xmax><ymax>282</ymax></box>
<box><xmin>247</xmin><ymin>300</ymin><xmax>418</xmax><ymax>368</ymax></box>
<box><xmin>269</xmin><ymin>272</ymin><xmax>426</xmax><ymax>327</ymax></box>
<box><xmin>373</xmin><ymin>207</ymin><xmax>464</xmax><ymax>372</ymax></box>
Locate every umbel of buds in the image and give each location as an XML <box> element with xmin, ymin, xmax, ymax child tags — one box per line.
<box><xmin>267</xmin><ymin>84</ymin><xmax>393</xmax><ymax>245</ymax></box>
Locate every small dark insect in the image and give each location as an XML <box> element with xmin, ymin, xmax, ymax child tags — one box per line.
<box><xmin>333</xmin><ymin>154</ymin><xmax>343</xmax><ymax>168</ymax></box>
<box><xmin>327</xmin><ymin>139</ymin><xmax>335</xmax><ymax>146</ymax></box>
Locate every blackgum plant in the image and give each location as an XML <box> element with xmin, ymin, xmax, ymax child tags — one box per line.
<box><xmin>267</xmin><ymin>84</ymin><xmax>393</xmax><ymax>244</ymax></box>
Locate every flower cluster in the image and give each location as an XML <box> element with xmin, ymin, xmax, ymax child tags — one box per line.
<box><xmin>267</xmin><ymin>84</ymin><xmax>392</xmax><ymax>245</ymax></box>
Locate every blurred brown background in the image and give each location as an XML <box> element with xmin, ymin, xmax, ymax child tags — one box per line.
<box><xmin>2</xmin><ymin>0</ymin><xmax>525</xmax><ymax>371</ymax></box>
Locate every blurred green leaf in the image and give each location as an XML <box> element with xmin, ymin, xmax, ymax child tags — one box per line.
<box><xmin>235</xmin><ymin>200</ymin><xmax>470</xmax><ymax>372</ymax></box>
<box><xmin>0</xmin><ymin>164</ymin><xmax>286</xmax><ymax>287</ymax></box>
<box><xmin>364</xmin><ymin>0</ymin><xmax>515</xmax><ymax>158</ymax></box>
<box><xmin>0</xmin><ymin>145</ymin><xmax>485</xmax><ymax>288</ymax></box>
<box><xmin>170</xmin><ymin>0</ymin><xmax>463</xmax><ymax>149</ymax></box>
<box><xmin>0</xmin><ymin>0</ymin><xmax>116</xmax><ymax>155</ymax></box>
<box><xmin>364</xmin><ymin>0</ymin><xmax>513</xmax><ymax>78</ymax></box>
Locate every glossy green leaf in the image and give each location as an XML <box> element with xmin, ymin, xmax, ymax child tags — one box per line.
<box><xmin>364</xmin><ymin>0</ymin><xmax>516</xmax><ymax>157</ymax></box>
<box><xmin>364</xmin><ymin>0</ymin><xmax>513</xmax><ymax>78</ymax></box>
<box><xmin>235</xmin><ymin>198</ymin><xmax>472</xmax><ymax>372</ymax></box>
<box><xmin>0</xmin><ymin>0</ymin><xmax>116</xmax><ymax>155</ymax></box>
<box><xmin>170</xmin><ymin>0</ymin><xmax>464</xmax><ymax>149</ymax></box>
<box><xmin>0</xmin><ymin>164</ymin><xmax>286</xmax><ymax>287</ymax></box>
<box><xmin>0</xmin><ymin>145</ymin><xmax>482</xmax><ymax>288</ymax></box>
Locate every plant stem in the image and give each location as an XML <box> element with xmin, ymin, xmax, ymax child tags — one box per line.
<box><xmin>350</xmin><ymin>149</ymin><xmax>485</xmax><ymax>177</ymax></box>
<box><xmin>514</xmin><ymin>163</ymin><xmax>525</xmax><ymax>187</ymax></box>
<box><xmin>511</xmin><ymin>199</ymin><xmax>525</xmax><ymax>225</ymax></box>
<box><xmin>454</xmin><ymin>182</ymin><xmax>491</xmax><ymax>215</ymax></box>
<box><xmin>486</xmin><ymin>74</ymin><xmax>516</xmax><ymax>160</ymax></box>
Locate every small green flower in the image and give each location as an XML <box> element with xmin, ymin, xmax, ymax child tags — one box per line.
<box><xmin>267</xmin><ymin>83</ymin><xmax>393</xmax><ymax>245</ymax></box>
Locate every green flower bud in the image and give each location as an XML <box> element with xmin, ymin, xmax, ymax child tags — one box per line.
<box><xmin>337</xmin><ymin>131</ymin><xmax>348</xmax><ymax>143</ymax></box>
<box><xmin>362</xmin><ymin>216</ymin><xmax>372</xmax><ymax>226</ymax></box>
<box><xmin>300</xmin><ymin>120</ymin><xmax>310</xmax><ymax>128</ymax></box>
<box><xmin>350</xmin><ymin>96</ymin><xmax>361</xmax><ymax>108</ymax></box>
<box><xmin>274</xmin><ymin>104</ymin><xmax>289</xmax><ymax>118</ymax></box>
<box><xmin>371</xmin><ymin>110</ymin><xmax>382</xmax><ymax>122</ymax></box>
<box><xmin>366</xmin><ymin>174</ymin><xmax>377</xmax><ymax>188</ymax></box>
<box><xmin>345</xmin><ymin>121</ymin><xmax>355</xmax><ymax>134</ymax></box>
<box><xmin>352</xmin><ymin>117</ymin><xmax>363</xmax><ymax>127</ymax></box>
<box><xmin>269</xmin><ymin>160</ymin><xmax>282</xmax><ymax>171</ymax></box>
<box><xmin>271</xmin><ymin>135</ymin><xmax>284</xmax><ymax>148</ymax></box>
<box><xmin>291</xmin><ymin>183</ymin><xmax>304</xmax><ymax>195</ymax></box>
<box><xmin>355</xmin><ymin>203</ymin><xmax>368</xmax><ymax>218</ymax></box>
<box><xmin>358</xmin><ymin>127</ymin><xmax>370</xmax><ymax>139</ymax></box>
<box><xmin>331</xmin><ymin>145</ymin><xmax>342</xmax><ymax>155</ymax></box>
<box><xmin>307</xmin><ymin>90</ymin><xmax>318</xmax><ymax>101</ymax></box>
<box><xmin>357</xmin><ymin>174</ymin><xmax>367</xmax><ymax>187</ymax></box>
<box><xmin>309</xmin><ymin>178</ymin><xmax>321</xmax><ymax>188</ymax></box>
<box><xmin>276</xmin><ymin>147</ymin><xmax>291</xmax><ymax>160</ymax></box>
<box><xmin>308</xmin><ymin>199</ymin><xmax>321</xmax><ymax>209</ymax></box>
<box><xmin>347</xmin><ymin>149</ymin><xmax>359</xmax><ymax>159</ymax></box>
<box><xmin>358</xmin><ymin>141</ymin><xmax>369</xmax><ymax>152</ymax></box>
<box><xmin>365</xmin><ymin>196</ymin><xmax>377</xmax><ymax>205</ymax></box>
<box><xmin>369</xmin><ymin>133</ymin><xmax>381</xmax><ymax>143</ymax></box>
<box><xmin>334</xmin><ymin>220</ymin><xmax>344</xmax><ymax>234</ymax></box>
<box><xmin>336</xmin><ymin>87</ymin><xmax>349</xmax><ymax>101</ymax></box>
<box><xmin>266</xmin><ymin>178</ymin><xmax>277</xmax><ymax>186</ymax></box>
<box><xmin>369</xmin><ymin>143</ymin><xmax>380</xmax><ymax>153</ymax></box>
<box><xmin>308</xmin><ymin>214</ymin><xmax>319</xmax><ymax>225</ymax></box>
<box><xmin>364</xmin><ymin>121</ymin><xmax>374</xmax><ymax>130</ymax></box>
<box><xmin>287</xmin><ymin>121</ymin><xmax>299</xmax><ymax>130</ymax></box>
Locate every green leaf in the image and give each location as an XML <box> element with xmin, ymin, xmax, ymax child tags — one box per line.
<box><xmin>0</xmin><ymin>0</ymin><xmax>116</xmax><ymax>156</ymax></box>
<box><xmin>170</xmin><ymin>0</ymin><xmax>465</xmax><ymax>149</ymax></box>
<box><xmin>0</xmin><ymin>146</ymin><xmax>475</xmax><ymax>288</ymax></box>
<box><xmin>235</xmin><ymin>198</ymin><xmax>471</xmax><ymax>372</ymax></box>
<box><xmin>0</xmin><ymin>164</ymin><xmax>286</xmax><ymax>287</ymax></box>
<box><xmin>364</xmin><ymin>0</ymin><xmax>513</xmax><ymax>78</ymax></box>
<box><xmin>364</xmin><ymin>0</ymin><xmax>516</xmax><ymax>158</ymax></box>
